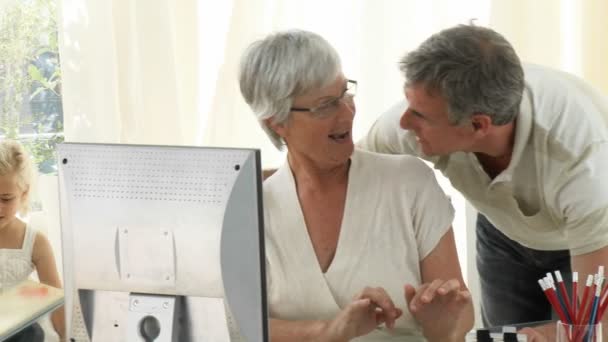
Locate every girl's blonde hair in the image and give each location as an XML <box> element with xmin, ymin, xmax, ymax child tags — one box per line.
<box><xmin>0</xmin><ymin>140</ymin><xmax>34</xmax><ymax>214</ymax></box>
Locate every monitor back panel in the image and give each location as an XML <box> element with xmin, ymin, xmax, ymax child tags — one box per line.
<box><xmin>57</xmin><ymin>143</ymin><xmax>267</xmax><ymax>341</ymax></box>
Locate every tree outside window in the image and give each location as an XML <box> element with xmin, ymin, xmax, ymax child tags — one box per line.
<box><xmin>0</xmin><ymin>0</ymin><xmax>63</xmax><ymax>175</ymax></box>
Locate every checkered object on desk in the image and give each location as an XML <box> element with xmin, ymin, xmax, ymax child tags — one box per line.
<box><xmin>466</xmin><ymin>326</ymin><xmax>527</xmax><ymax>341</ymax></box>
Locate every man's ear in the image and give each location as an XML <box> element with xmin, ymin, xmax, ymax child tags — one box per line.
<box><xmin>471</xmin><ymin>114</ymin><xmax>492</xmax><ymax>136</ymax></box>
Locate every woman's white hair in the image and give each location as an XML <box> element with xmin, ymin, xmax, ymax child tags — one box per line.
<box><xmin>239</xmin><ymin>29</ymin><xmax>342</xmax><ymax>149</ymax></box>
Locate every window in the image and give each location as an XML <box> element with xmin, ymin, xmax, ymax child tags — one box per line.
<box><xmin>0</xmin><ymin>0</ymin><xmax>63</xmax><ymax>174</ymax></box>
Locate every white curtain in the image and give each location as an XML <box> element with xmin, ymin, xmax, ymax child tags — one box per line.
<box><xmin>59</xmin><ymin>0</ymin><xmax>200</xmax><ymax>145</ymax></box>
<box><xmin>56</xmin><ymin>0</ymin><xmax>608</xmax><ymax>182</ymax></box>
<box><xmin>56</xmin><ymin>0</ymin><xmax>608</xmax><ymax>327</ymax></box>
<box><xmin>56</xmin><ymin>0</ymin><xmax>608</xmax><ymax>169</ymax></box>
<box><xmin>58</xmin><ymin>0</ymin><xmax>495</xmax><ymax>165</ymax></box>
<box><xmin>57</xmin><ymin>0</ymin><xmax>485</xmax><ymax>289</ymax></box>
<box><xmin>490</xmin><ymin>0</ymin><xmax>608</xmax><ymax>92</ymax></box>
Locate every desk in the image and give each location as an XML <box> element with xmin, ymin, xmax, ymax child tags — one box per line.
<box><xmin>0</xmin><ymin>280</ymin><xmax>64</xmax><ymax>341</ymax></box>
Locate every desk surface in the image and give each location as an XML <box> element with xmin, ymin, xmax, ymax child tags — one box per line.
<box><xmin>0</xmin><ymin>280</ymin><xmax>64</xmax><ymax>340</ymax></box>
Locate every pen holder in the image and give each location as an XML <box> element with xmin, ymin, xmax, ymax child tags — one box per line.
<box><xmin>557</xmin><ymin>320</ymin><xmax>602</xmax><ymax>342</ymax></box>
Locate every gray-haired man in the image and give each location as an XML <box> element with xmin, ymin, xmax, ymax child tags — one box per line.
<box><xmin>360</xmin><ymin>24</ymin><xmax>608</xmax><ymax>339</ymax></box>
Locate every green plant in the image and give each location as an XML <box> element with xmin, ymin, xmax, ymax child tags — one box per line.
<box><xmin>0</xmin><ymin>0</ymin><xmax>64</xmax><ymax>174</ymax></box>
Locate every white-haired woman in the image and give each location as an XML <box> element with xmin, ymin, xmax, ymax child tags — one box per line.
<box><xmin>238</xmin><ymin>30</ymin><xmax>474</xmax><ymax>342</ymax></box>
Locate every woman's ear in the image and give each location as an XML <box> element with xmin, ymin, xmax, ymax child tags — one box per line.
<box><xmin>264</xmin><ymin>118</ymin><xmax>287</xmax><ymax>138</ymax></box>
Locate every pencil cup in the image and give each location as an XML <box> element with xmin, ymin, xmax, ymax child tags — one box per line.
<box><xmin>557</xmin><ymin>320</ymin><xmax>602</xmax><ymax>342</ymax></box>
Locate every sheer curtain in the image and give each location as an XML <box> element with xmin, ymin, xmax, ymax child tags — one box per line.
<box><xmin>198</xmin><ymin>0</ymin><xmax>492</xmax><ymax>167</ymax></box>
<box><xmin>57</xmin><ymin>0</ymin><xmax>489</xmax><ymax>282</ymax></box>
<box><xmin>490</xmin><ymin>0</ymin><xmax>608</xmax><ymax>92</ymax></box>
<box><xmin>59</xmin><ymin>0</ymin><xmax>200</xmax><ymax>145</ymax></box>
<box><xmin>56</xmin><ymin>0</ymin><xmax>608</xmax><ymax>327</ymax></box>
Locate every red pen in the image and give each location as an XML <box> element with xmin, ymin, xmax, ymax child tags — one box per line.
<box><xmin>580</xmin><ymin>275</ymin><xmax>602</xmax><ymax>328</ymax></box>
<box><xmin>597</xmin><ymin>286</ymin><xmax>608</xmax><ymax>323</ymax></box>
<box><xmin>540</xmin><ymin>278</ymin><xmax>570</xmax><ymax>340</ymax></box>
<box><xmin>556</xmin><ymin>271</ymin><xmax>574</xmax><ymax>323</ymax></box>
<box><xmin>573</xmin><ymin>276</ymin><xmax>604</xmax><ymax>342</ymax></box>
<box><xmin>594</xmin><ymin>277</ymin><xmax>605</xmax><ymax>325</ymax></box>
<box><xmin>576</xmin><ymin>275</ymin><xmax>594</xmax><ymax>325</ymax></box>
<box><xmin>594</xmin><ymin>271</ymin><xmax>608</xmax><ymax>324</ymax></box>
<box><xmin>540</xmin><ymin>278</ymin><xmax>568</xmax><ymax>324</ymax></box>
<box><xmin>572</xmin><ymin>271</ymin><xmax>578</xmax><ymax>324</ymax></box>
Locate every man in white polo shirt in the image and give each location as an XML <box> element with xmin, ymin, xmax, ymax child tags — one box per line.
<box><xmin>359</xmin><ymin>24</ymin><xmax>608</xmax><ymax>335</ymax></box>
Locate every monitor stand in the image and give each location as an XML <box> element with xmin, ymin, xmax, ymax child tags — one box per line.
<box><xmin>127</xmin><ymin>294</ymin><xmax>177</xmax><ymax>342</ymax></box>
<box><xmin>74</xmin><ymin>289</ymin><xmax>233</xmax><ymax>341</ymax></box>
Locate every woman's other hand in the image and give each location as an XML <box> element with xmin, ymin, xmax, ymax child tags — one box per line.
<box><xmin>404</xmin><ymin>279</ymin><xmax>471</xmax><ymax>342</ymax></box>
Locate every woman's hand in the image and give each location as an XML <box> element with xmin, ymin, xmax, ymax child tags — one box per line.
<box><xmin>404</xmin><ymin>279</ymin><xmax>472</xmax><ymax>342</ymax></box>
<box><xmin>324</xmin><ymin>286</ymin><xmax>403</xmax><ymax>342</ymax></box>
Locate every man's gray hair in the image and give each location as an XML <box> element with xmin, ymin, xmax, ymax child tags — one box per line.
<box><xmin>400</xmin><ymin>24</ymin><xmax>524</xmax><ymax>125</ymax></box>
<box><xmin>239</xmin><ymin>30</ymin><xmax>342</xmax><ymax>149</ymax></box>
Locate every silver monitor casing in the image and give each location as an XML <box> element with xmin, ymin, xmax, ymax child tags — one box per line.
<box><xmin>57</xmin><ymin>143</ymin><xmax>268</xmax><ymax>342</ymax></box>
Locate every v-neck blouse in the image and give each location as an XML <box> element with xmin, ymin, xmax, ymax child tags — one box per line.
<box><xmin>263</xmin><ymin>149</ymin><xmax>454</xmax><ymax>341</ymax></box>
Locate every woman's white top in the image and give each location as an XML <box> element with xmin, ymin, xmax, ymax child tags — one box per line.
<box><xmin>263</xmin><ymin>149</ymin><xmax>454</xmax><ymax>341</ymax></box>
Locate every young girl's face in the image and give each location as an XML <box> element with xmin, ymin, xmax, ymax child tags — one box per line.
<box><xmin>0</xmin><ymin>172</ymin><xmax>26</xmax><ymax>231</ymax></box>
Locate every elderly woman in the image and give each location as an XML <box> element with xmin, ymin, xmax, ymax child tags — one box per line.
<box><xmin>238</xmin><ymin>30</ymin><xmax>474</xmax><ymax>342</ymax></box>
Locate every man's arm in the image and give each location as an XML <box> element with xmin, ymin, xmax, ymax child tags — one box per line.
<box><xmin>262</xmin><ymin>169</ymin><xmax>277</xmax><ymax>179</ymax></box>
<box><xmin>572</xmin><ymin>246</ymin><xmax>608</xmax><ymax>325</ymax></box>
<box><xmin>357</xmin><ymin>100</ymin><xmax>418</xmax><ymax>155</ymax></box>
<box><xmin>571</xmin><ymin>245</ymin><xmax>608</xmax><ymax>286</ymax></box>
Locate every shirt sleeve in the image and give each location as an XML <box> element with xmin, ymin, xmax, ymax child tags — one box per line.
<box><xmin>357</xmin><ymin>100</ymin><xmax>419</xmax><ymax>155</ymax></box>
<box><xmin>557</xmin><ymin>142</ymin><xmax>608</xmax><ymax>255</ymax></box>
<box><xmin>401</xmin><ymin>158</ymin><xmax>455</xmax><ymax>260</ymax></box>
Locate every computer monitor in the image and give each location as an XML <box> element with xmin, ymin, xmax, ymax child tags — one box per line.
<box><xmin>57</xmin><ymin>143</ymin><xmax>268</xmax><ymax>342</ymax></box>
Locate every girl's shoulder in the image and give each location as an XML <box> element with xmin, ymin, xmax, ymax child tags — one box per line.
<box><xmin>31</xmin><ymin>229</ymin><xmax>52</xmax><ymax>260</ymax></box>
